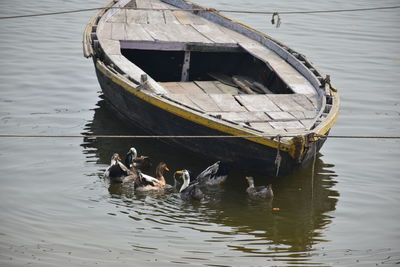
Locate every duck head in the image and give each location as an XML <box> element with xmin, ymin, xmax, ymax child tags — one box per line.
<box><xmin>245</xmin><ymin>176</ymin><xmax>255</xmax><ymax>188</ymax></box>
<box><xmin>127</xmin><ymin>147</ymin><xmax>138</xmax><ymax>158</ymax></box>
<box><xmin>175</xmin><ymin>170</ymin><xmax>190</xmax><ymax>192</ymax></box>
<box><xmin>111</xmin><ymin>153</ymin><xmax>122</xmax><ymax>165</ymax></box>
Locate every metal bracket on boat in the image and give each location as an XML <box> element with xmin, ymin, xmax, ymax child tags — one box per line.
<box><xmin>137</xmin><ymin>74</ymin><xmax>149</xmax><ymax>91</ymax></box>
<box><xmin>322</xmin><ymin>74</ymin><xmax>337</xmax><ymax>92</ymax></box>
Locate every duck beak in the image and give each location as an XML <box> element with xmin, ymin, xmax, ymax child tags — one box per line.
<box><xmin>175</xmin><ymin>170</ymin><xmax>183</xmax><ymax>175</ymax></box>
<box><xmin>117</xmin><ymin>155</ymin><xmax>122</xmax><ymax>161</ymax></box>
<box><xmin>165</xmin><ymin>167</ymin><xmax>170</xmax><ymax>172</ymax></box>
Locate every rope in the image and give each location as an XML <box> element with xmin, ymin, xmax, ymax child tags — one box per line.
<box><xmin>0</xmin><ymin>5</ymin><xmax>399</xmax><ymax>20</ymax></box>
<box><xmin>274</xmin><ymin>135</ymin><xmax>282</xmax><ymax>176</ymax></box>
<box><xmin>0</xmin><ymin>134</ymin><xmax>399</xmax><ymax>139</ymax></box>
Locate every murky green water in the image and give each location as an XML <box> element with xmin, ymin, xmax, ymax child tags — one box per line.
<box><xmin>0</xmin><ymin>0</ymin><xmax>399</xmax><ymax>266</ymax></box>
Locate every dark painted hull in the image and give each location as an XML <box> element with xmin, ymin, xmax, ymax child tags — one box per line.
<box><xmin>94</xmin><ymin>59</ymin><xmax>323</xmax><ymax>176</ymax></box>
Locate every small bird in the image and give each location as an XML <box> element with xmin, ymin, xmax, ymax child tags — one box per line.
<box><xmin>125</xmin><ymin>147</ymin><xmax>151</xmax><ymax>171</ymax></box>
<box><xmin>104</xmin><ymin>153</ymin><xmax>130</xmax><ymax>183</ymax></box>
<box><xmin>175</xmin><ymin>170</ymin><xmax>204</xmax><ymax>201</ymax></box>
<box><xmin>245</xmin><ymin>176</ymin><xmax>274</xmax><ymax>199</ymax></box>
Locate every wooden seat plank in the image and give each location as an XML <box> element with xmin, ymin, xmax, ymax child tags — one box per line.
<box><xmin>214</xmin><ymin>81</ymin><xmax>240</xmax><ymax>94</ymax></box>
<box><xmin>194</xmin><ymin>81</ymin><xmax>223</xmax><ymax>94</ymax></box>
<box><xmin>172</xmin><ymin>10</ymin><xmax>208</xmax><ymax>25</ymax></box>
<box><xmin>178</xmin><ymin>82</ymin><xmax>206</xmax><ymax>94</ymax></box>
<box><xmin>167</xmin><ymin>94</ymin><xmax>201</xmax><ymax>109</ymax></box>
<box><xmin>126</xmin><ymin>10</ymin><xmax>149</xmax><ymax>24</ymax></box>
<box><xmin>208</xmin><ymin>111</ymin><xmax>269</xmax><ymax>122</ymax></box>
<box><xmin>250</xmin><ymin>122</ymin><xmax>282</xmax><ymax>133</ymax></box>
<box><xmin>163</xmin><ymin>10</ymin><xmax>181</xmax><ymax>24</ymax></box>
<box><xmin>189</xmin><ymin>94</ymin><xmax>221</xmax><ymax>112</ymax></box>
<box><xmin>111</xmin><ymin>23</ymin><xmax>127</xmax><ymax>40</ymax></box>
<box><xmin>126</xmin><ymin>24</ymin><xmax>154</xmax><ymax>41</ymax></box>
<box><xmin>147</xmin><ymin>10</ymin><xmax>166</xmax><ymax>24</ymax></box>
<box><xmin>269</xmin><ymin>121</ymin><xmax>304</xmax><ymax>129</ymax></box>
<box><xmin>266</xmin><ymin>94</ymin><xmax>306</xmax><ymax>112</ymax></box>
<box><xmin>191</xmin><ymin>24</ymin><xmax>236</xmax><ymax>43</ymax></box>
<box><xmin>265</xmin><ymin>111</ymin><xmax>296</xmax><ymax>121</ymax></box>
<box><xmin>290</xmin><ymin>94</ymin><xmax>316</xmax><ymax>111</ymax></box>
<box><xmin>209</xmin><ymin>94</ymin><xmax>246</xmax><ymax>112</ymax></box>
<box><xmin>235</xmin><ymin>95</ymin><xmax>281</xmax><ymax>112</ymax></box>
<box><xmin>108</xmin><ymin>10</ymin><xmax>126</xmax><ymax>23</ymax></box>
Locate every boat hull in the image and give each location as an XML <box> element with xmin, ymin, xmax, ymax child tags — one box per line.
<box><xmin>94</xmin><ymin>59</ymin><xmax>323</xmax><ymax>176</ymax></box>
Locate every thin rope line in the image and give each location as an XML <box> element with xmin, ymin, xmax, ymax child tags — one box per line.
<box><xmin>0</xmin><ymin>134</ymin><xmax>399</xmax><ymax>139</ymax></box>
<box><xmin>0</xmin><ymin>5</ymin><xmax>399</xmax><ymax>20</ymax></box>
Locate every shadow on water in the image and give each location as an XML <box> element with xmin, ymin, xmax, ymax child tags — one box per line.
<box><xmin>81</xmin><ymin>99</ymin><xmax>339</xmax><ymax>257</ymax></box>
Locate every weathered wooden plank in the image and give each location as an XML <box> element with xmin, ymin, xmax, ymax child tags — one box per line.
<box><xmin>290</xmin><ymin>94</ymin><xmax>316</xmax><ymax>111</ymax></box>
<box><xmin>235</xmin><ymin>95</ymin><xmax>281</xmax><ymax>112</ymax></box>
<box><xmin>151</xmin><ymin>0</ymin><xmax>174</xmax><ymax>10</ymax></box>
<box><xmin>208</xmin><ymin>111</ymin><xmax>269</xmax><ymax>122</ymax></box>
<box><xmin>178</xmin><ymin>82</ymin><xmax>205</xmax><ymax>94</ymax></box>
<box><xmin>141</xmin><ymin>23</ymin><xmax>172</xmax><ymax>41</ymax></box>
<box><xmin>191</xmin><ymin>24</ymin><xmax>236</xmax><ymax>43</ymax></box>
<box><xmin>125</xmin><ymin>24</ymin><xmax>154</xmax><ymax>41</ymax></box>
<box><xmin>97</xmin><ymin>21</ymin><xmax>112</xmax><ymax>40</ymax></box>
<box><xmin>160</xmin><ymin>82</ymin><xmax>184</xmax><ymax>94</ymax></box>
<box><xmin>194</xmin><ymin>81</ymin><xmax>223</xmax><ymax>94</ymax></box>
<box><xmin>136</xmin><ymin>0</ymin><xmax>152</xmax><ymax>8</ymax></box>
<box><xmin>142</xmin><ymin>23</ymin><xmax>211</xmax><ymax>42</ymax></box>
<box><xmin>111</xmin><ymin>23</ymin><xmax>127</xmax><ymax>40</ymax></box>
<box><xmin>147</xmin><ymin>10</ymin><xmax>165</xmax><ymax>24</ymax></box>
<box><xmin>177</xmin><ymin>24</ymin><xmax>212</xmax><ymax>43</ymax></box>
<box><xmin>189</xmin><ymin>94</ymin><xmax>222</xmax><ymax>112</ymax></box>
<box><xmin>108</xmin><ymin>9</ymin><xmax>126</xmax><ymax>23</ymax></box>
<box><xmin>126</xmin><ymin>10</ymin><xmax>148</xmax><ymax>24</ymax></box>
<box><xmin>266</xmin><ymin>94</ymin><xmax>306</xmax><ymax>112</ymax></box>
<box><xmin>300</xmin><ymin>119</ymin><xmax>315</xmax><ymax>129</ymax></box>
<box><xmin>172</xmin><ymin>10</ymin><xmax>207</xmax><ymax>25</ymax></box>
<box><xmin>209</xmin><ymin>94</ymin><xmax>246</xmax><ymax>112</ymax></box>
<box><xmin>265</xmin><ymin>111</ymin><xmax>296</xmax><ymax>121</ymax></box>
<box><xmin>269</xmin><ymin>120</ymin><xmax>304</xmax><ymax>129</ymax></box>
<box><xmin>305</xmin><ymin>94</ymin><xmax>318</xmax><ymax>108</ymax></box>
<box><xmin>166</xmin><ymin>94</ymin><xmax>201</xmax><ymax>109</ymax></box>
<box><xmin>163</xmin><ymin>10</ymin><xmax>181</xmax><ymax>24</ymax></box>
<box><xmin>214</xmin><ymin>81</ymin><xmax>240</xmax><ymax>94</ymax></box>
<box><xmin>250</xmin><ymin>122</ymin><xmax>281</xmax><ymax>133</ymax></box>
<box><xmin>100</xmin><ymin>39</ymin><xmax>121</xmax><ymax>55</ymax></box>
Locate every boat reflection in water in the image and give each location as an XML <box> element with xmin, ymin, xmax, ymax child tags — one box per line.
<box><xmin>81</xmin><ymin>99</ymin><xmax>339</xmax><ymax>260</ymax></box>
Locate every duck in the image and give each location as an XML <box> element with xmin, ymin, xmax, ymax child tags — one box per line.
<box><xmin>190</xmin><ymin>161</ymin><xmax>229</xmax><ymax>187</ymax></box>
<box><xmin>245</xmin><ymin>176</ymin><xmax>274</xmax><ymax>199</ymax></box>
<box><xmin>175</xmin><ymin>170</ymin><xmax>204</xmax><ymax>201</ymax></box>
<box><xmin>125</xmin><ymin>147</ymin><xmax>151</xmax><ymax>171</ymax></box>
<box><xmin>131</xmin><ymin>162</ymin><xmax>170</xmax><ymax>191</ymax></box>
<box><xmin>104</xmin><ymin>153</ymin><xmax>130</xmax><ymax>183</ymax></box>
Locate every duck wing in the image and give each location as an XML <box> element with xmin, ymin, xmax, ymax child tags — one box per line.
<box><xmin>193</xmin><ymin>161</ymin><xmax>229</xmax><ymax>186</ymax></box>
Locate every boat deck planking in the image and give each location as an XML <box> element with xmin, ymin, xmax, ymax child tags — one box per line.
<box><xmin>96</xmin><ymin>0</ymin><xmax>321</xmax><ymax>134</ymax></box>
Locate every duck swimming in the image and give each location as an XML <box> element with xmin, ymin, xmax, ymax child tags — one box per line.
<box><xmin>125</xmin><ymin>147</ymin><xmax>151</xmax><ymax>171</ymax></box>
<box><xmin>175</xmin><ymin>170</ymin><xmax>204</xmax><ymax>201</ymax></box>
<box><xmin>245</xmin><ymin>176</ymin><xmax>274</xmax><ymax>199</ymax></box>
<box><xmin>190</xmin><ymin>161</ymin><xmax>229</xmax><ymax>187</ymax></box>
<box><xmin>131</xmin><ymin>162</ymin><xmax>170</xmax><ymax>191</ymax></box>
<box><xmin>104</xmin><ymin>153</ymin><xmax>130</xmax><ymax>183</ymax></box>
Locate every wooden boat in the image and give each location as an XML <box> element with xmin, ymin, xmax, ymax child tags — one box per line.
<box><xmin>83</xmin><ymin>0</ymin><xmax>339</xmax><ymax>176</ymax></box>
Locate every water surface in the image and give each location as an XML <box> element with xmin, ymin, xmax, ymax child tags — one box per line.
<box><xmin>0</xmin><ymin>0</ymin><xmax>399</xmax><ymax>266</ymax></box>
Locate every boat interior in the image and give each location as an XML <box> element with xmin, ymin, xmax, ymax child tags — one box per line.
<box><xmin>95</xmin><ymin>0</ymin><xmax>323</xmax><ymax>134</ymax></box>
